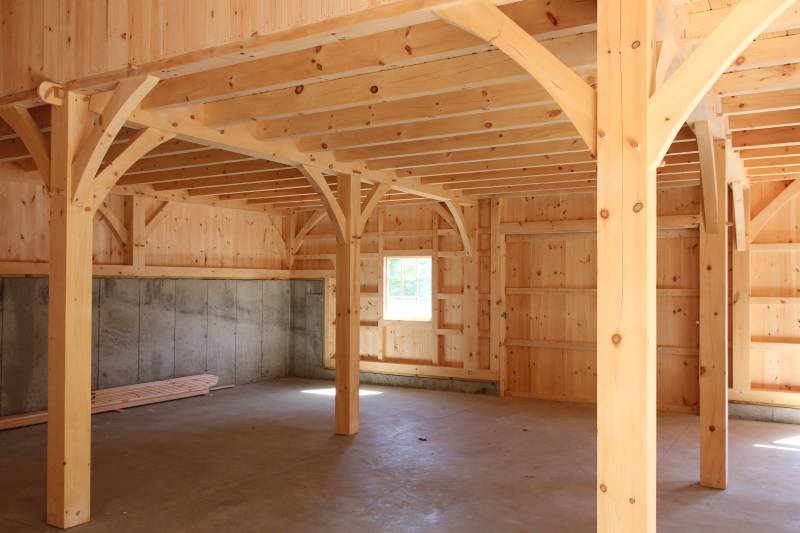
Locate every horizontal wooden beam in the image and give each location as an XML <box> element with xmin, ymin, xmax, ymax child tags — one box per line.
<box><xmin>142</xmin><ymin>0</ymin><xmax>595</xmax><ymax>110</ymax></box>
<box><xmin>297</xmin><ymin>102</ymin><xmax>570</xmax><ymax>152</ymax></box>
<box><xmin>257</xmin><ymin>75</ymin><xmax>595</xmax><ymax>140</ymax></box>
<box><xmin>202</xmin><ymin>32</ymin><xmax>596</xmax><ymax>127</ymax></box>
<box><xmin>0</xmin><ymin>261</ymin><xmax>293</xmax><ymax>280</ymax></box>
<box><xmin>1</xmin><ymin>0</ymin><xmax>524</xmax><ymax>107</ymax></box>
<box><xmin>337</xmin><ymin>122</ymin><xmax>580</xmax><ymax>161</ymax></box>
<box><xmin>98</xmin><ymin>96</ymin><xmax>469</xmax><ymax>205</ymax></box>
<box><xmin>500</xmin><ymin>214</ymin><xmax>702</xmax><ymax>234</ymax></box>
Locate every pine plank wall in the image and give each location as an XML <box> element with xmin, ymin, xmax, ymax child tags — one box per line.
<box><xmin>1</xmin><ymin>179</ymin><xmax>798</xmax><ymax>413</ymax></box>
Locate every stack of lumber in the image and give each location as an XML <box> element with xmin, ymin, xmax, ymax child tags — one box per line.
<box><xmin>0</xmin><ymin>374</ymin><xmax>219</xmax><ymax>431</ymax></box>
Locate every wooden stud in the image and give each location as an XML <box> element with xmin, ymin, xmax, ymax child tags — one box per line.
<box><xmin>462</xmin><ymin>205</ymin><xmax>479</xmax><ymax>370</ymax></box>
<box><xmin>46</xmin><ymin>92</ymin><xmax>93</xmax><ymax>529</ymax></box>
<box><xmin>731</xmin><ymin>181</ymin><xmax>747</xmax><ymax>251</ymax></box>
<box><xmin>431</xmin><ymin>209</ymin><xmax>440</xmax><ymax>365</ymax></box>
<box><xmin>286</xmin><ymin>213</ymin><xmax>297</xmax><ymax>269</ymax></box>
<box><xmin>125</xmin><ymin>196</ymin><xmax>147</xmax><ymax>270</ymax></box>
<box><xmin>698</xmin><ymin>139</ymin><xmax>728</xmax><ymax>490</ymax></box>
<box><xmin>596</xmin><ymin>1</ymin><xmax>656</xmax><ymax>532</ymax></box>
<box><xmin>732</xmin><ymin>188</ymin><xmax>752</xmax><ymax>393</ymax></box>
<box><xmin>489</xmin><ymin>198</ymin><xmax>508</xmax><ymax>395</ymax></box>
<box><xmin>335</xmin><ymin>174</ymin><xmax>362</xmax><ymax>436</ymax></box>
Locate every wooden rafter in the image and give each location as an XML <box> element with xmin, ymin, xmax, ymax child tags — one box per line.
<box><xmin>648</xmin><ymin>0</ymin><xmax>796</xmax><ymax>168</ymax></box>
<box><xmin>433</xmin><ymin>0</ymin><xmax>597</xmax><ymax>155</ymax></box>
<box><xmin>141</xmin><ymin>0</ymin><xmax>594</xmax><ymax>111</ymax></box>
<box><xmin>72</xmin><ymin>75</ymin><xmax>159</xmax><ymax>205</ymax></box>
<box><xmin>0</xmin><ymin>104</ymin><xmax>51</xmax><ymax>186</ymax></box>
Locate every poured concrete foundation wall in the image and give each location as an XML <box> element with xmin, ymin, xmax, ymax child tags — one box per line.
<box><xmin>288</xmin><ymin>280</ymin><xmax>497</xmax><ymax>395</ymax></box>
<box><xmin>0</xmin><ymin>278</ymin><xmax>291</xmax><ymax>416</ymax></box>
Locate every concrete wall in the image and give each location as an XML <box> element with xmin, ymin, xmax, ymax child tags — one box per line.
<box><xmin>0</xmin><ymin>278</ymin><xmax>291</xmax><ymax>416</ymax></box>
<box><xmin>288</xmin><ymin>280</ymin><xmax>498</xmax><ymax>395</ymax></box>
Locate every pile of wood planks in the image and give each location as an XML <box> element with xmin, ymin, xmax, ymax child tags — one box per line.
<box><xmin>0</xmin><ymin>374</ymin><xmax>220</xmax><ymax>431</ymax></box>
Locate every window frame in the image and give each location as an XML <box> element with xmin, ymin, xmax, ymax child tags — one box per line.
<box><xmin>382</xmin><ymin>255</ymin><xmax>434</xmax><ymax>323</ymax></box>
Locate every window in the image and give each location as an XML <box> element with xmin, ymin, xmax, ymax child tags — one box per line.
<box><xmin>383</xmin><ymin>256</ymin><xmax>432</xmax><ymax>321</ymax></box>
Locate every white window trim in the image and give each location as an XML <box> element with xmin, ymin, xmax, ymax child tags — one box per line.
<box><xmin>382</xmin><ymin>255</ymin><xmax>433</xmax><ymax>322</ymax></box>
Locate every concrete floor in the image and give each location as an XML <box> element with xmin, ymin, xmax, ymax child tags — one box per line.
<box><xmin>1</xmin><ymin>378</ymin><xmax>799</xmax><ymax>533</ymax></box>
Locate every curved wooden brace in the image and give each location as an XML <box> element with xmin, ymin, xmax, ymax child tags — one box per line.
<box><xmin>292</xmin><ymin>210</ymin><xmax>327</xmax><ymax>255</ymax></box>
<box><xmin>444</xmin><ymin>200</ymin><xmax>474</xmax><ymax>256</ymax></box>
<box><xmin>750</xmin><ymin>179</ymin><xmax>800</xmax><ymax>243</ymax></box>
<box><xmin>96</xmin><ymin>204</ymin><xmax>129</xmax><ymax>247</ymax></box>
<box><xmin>0</xmin><ymin>104</ymin><xmax>50</xmax><ymax>187</ymax></box>
<box><xmin>299</xmin><ymin>164</ymin><xmax>347</xmax><ymax>244</ymax></box>
<box><xmin>648</xmin><ymin>0</ymin><xmax>794</xmax><ymax>168</ymax></box>
<box><xmin>92</xmin><ymin>128</ymin><xmax>175</xmax><ymax>212</ymax></box>
<box><xmin>434</xmin><ymin>0</ymin><xmax>597</xmax><ymax>156</ymax></box>
<box><xmin>73</xmin><ymin>75</ymin><xmax>159</xmax><ymax>206</ymax></box>
<box><xmin>359</xmin><ymin>182</ymin><xmax>391</xmax><ymax>234</ymax></box>
<box><xmin>432</xmin><ymin>202</ymin><xmax>457</xmax><ymax>229</ymax></box>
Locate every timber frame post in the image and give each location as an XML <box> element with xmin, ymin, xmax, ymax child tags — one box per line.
<box><xmin>335</xmin><ymin>174</ymin><xmax>362</xmax><ymax>435</ymax></box>
<box><xmin>698</xmin><ymin>140</ymin><xmax>728</xmax><ymax>489</ymax></box>
<box><xmin>595</xmin><ymin>2</ymin><xmax>656</xmax><ymax>531</ymax></box>
<box><xmin>431</xmin><ymin>0</ymin><xmax>796</xmax><ymax>531</ymax></box>
<box><xmin>41</xmin><ymin>77</ymin><xmax>165</xmax><ymax>529</ymax></box>
<box><xmin>299</xmin><ymin>164</ymin><xmax>364</xmax><ymax>435</ymax></box>
<box><xmin>47</xmin><ymin>91</ymin><xmax>95</xmax><ymax>530</ymax></box>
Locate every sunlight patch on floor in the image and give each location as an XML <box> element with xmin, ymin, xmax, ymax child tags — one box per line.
<box><xmin>301</xmin><ymin>388</ymin><xmax>383</xmax><ymax>397</ymax></box>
